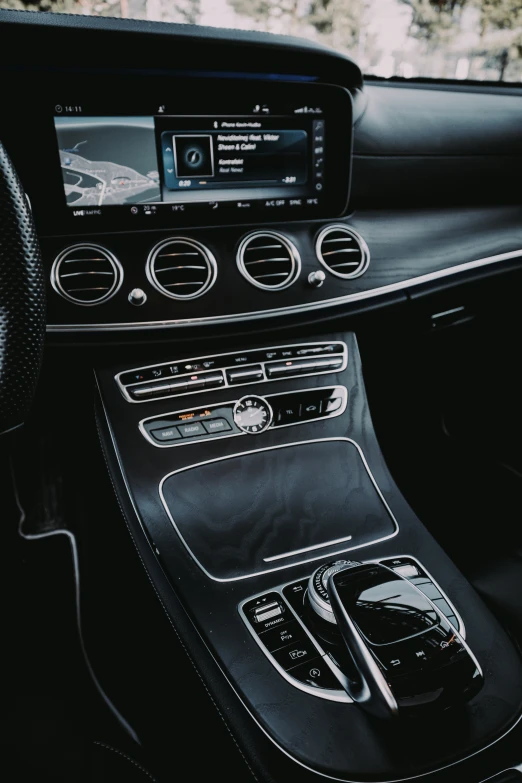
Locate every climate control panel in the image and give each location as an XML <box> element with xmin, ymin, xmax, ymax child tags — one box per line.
<box><xmin>117</xmin><ymin>340</ymin><xmax>347</xmax><ymax>403</ymax></box>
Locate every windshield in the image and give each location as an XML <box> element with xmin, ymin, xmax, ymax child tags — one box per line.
<box><xmin>3</xmin><ymin>0</ymin><xmax>521</xmax><ymax>83</ymax></box>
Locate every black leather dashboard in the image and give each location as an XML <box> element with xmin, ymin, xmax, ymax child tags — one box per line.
<box><xmin>1</xmin><ymin>10</ymin><xmax>522</xmax><ymax>335</ymax></box>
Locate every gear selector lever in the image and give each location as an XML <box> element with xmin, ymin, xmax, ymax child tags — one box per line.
<box><xmin>321</xmin><ymin>562</ymin><xmax>483</xmax><ymax>718</ymax></box>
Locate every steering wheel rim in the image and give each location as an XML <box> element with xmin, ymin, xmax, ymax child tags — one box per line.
<box><xmin>0</xmin><ymin>141</ymin><xmax>45</xmax><ymax>435</ymax></box>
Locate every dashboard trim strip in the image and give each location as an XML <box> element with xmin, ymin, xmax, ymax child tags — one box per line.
<box><xmin>157</xmin><ymin>437</ymin><xmax>400</xmax><ymax>582</ymax></box>
<box><xmin>48</xmin><ymin>247</ymin><xmax>522</xmax><ymax>331</ymax></box>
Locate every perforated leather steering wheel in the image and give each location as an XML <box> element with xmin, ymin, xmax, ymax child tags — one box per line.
<box><xmin>0</xmin><ymin>141</ymin><xmax>45</xmax><ymax>435</ymax></box>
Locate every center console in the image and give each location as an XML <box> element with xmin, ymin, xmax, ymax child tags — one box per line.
<box><xmin>95</xmin><ymin>331</ymin><xmax>522</xmax><ymax>782</ymax></box>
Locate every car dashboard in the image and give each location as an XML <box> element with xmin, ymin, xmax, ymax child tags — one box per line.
<box><xmin>3</xmin><ymin>9</ymin><xmax>522</xmax><ymax>783</ymax></box>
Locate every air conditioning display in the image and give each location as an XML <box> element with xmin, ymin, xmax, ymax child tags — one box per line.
<box><xmin>54</xmin><ymin>113</ymin><xmax>324</xmax><ymax>211</ymax></box>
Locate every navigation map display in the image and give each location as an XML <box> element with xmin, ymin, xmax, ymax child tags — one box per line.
<box><xmin>54</xmin><ymin>116</ymin><xmax>161</xmax><ymax>207</ymax></box>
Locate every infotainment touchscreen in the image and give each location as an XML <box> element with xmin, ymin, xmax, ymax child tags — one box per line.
<box><xmin>48</xmin><ymin>77</ymin><xmax>352</xmax><ymax>230</ymax></box>
<box><xmin>54</xmin><ymin>114</ymin><xmax>324</xmax><ymax>208</ymax></box>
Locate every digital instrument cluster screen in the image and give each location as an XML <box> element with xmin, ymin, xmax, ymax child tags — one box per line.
<box><xmin>48</xmin><ymin>79</ymin><xmax>352</xmax><ymax>230</ymax></box>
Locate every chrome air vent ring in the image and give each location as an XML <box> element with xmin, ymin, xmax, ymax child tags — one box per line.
<box><xmin>51</xmin><ymin>244</ymin><xmax>123</xmax><ymax>306</ymax></box>
<box><xmin>237</xmin><ymin>231</ymin><xmax>301</xmax><ymax>291</ymax></box>
<box><xmin>146</xmin><ymin>237</ymin><xmax>217</xmax><ymax>301</ymax></box>
<box><xmin>315</xmin><ymin>225</ymin><xmax>370</xmax><ymax>280</ymax></box>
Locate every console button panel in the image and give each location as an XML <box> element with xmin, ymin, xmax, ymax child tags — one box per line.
<box><xmin>116</xmin><ymin>341</ymin><xmax>347</xmax><ymax>403</ymax></box>
<box><xmin>239</xmin><ymin>556</ymin><xmax>464</xmax><ymax>702</ymax></box>
<box><xmin>140</xmin><ymin>386</ymin><xmax>347</xmax><ymax>447</ymax></box>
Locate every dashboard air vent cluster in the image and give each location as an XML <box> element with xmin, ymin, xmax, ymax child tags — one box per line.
<box><xmin>237</xmin><ymin>231</ymin><xmax>301</xmax><ymax>291</ymax></box>
<box><xmin>51</xmin><ymin>244</ymin><xmax>123</xmax><ymax>305</ymax></box>
<box><xmin>146</xmin><ymin>238</ymin><xmax>217</xmax><ymax>300</ymax></box>
<box><xmin>316</xmin><ymin>226</ymin><xmax>370</xmax><ymax>279</ymax></box>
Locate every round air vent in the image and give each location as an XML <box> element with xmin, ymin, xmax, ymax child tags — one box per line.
<box><xmin>51</xmin><ymin>244</ymin><xmax>123</xmax><ymax>305</ymax></box>
<box><xmin>315</xmin><ymin>225</ymin><xmax>370</xmax><ymax>279</ymax></box>
<box><xmin>146</xmin><ymin>238</ymin><xmax>217</xmax><ymax>300</ymax></box>
<box><xmin>237</xmin><ymin>231</ymin><xmax>301</xmax><ymax>291</ymax></box>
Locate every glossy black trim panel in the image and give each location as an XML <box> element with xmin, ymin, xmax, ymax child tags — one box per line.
<box><xmin>157</xmin><ymin>437</ymin><xmax>400</xmax><ymax>582</ymax></box>
<box><xmin>48</xmin><ymin>246</ymin><xmax>522</xmax><ymax>331</ymax></box>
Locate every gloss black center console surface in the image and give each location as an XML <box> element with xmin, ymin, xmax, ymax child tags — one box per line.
<box><xmin>160</xmin><ymin>439</ymin><xmax>398</xmax><ymax>581</ymax></box>
<box><xmin>95</xmin><ymin>331</ymin><xmax>522</xmax><ymax>782</ymax></box>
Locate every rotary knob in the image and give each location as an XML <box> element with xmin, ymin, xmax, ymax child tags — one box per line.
<box><xmin>128</xmin><ymin>287</ymin><xmax>147</xmax><ymax>306</ymax></box>
<box><xmin>307</xmin><ymin>560</ymin><xmax>361</xmax><ymax>623</ymax></box>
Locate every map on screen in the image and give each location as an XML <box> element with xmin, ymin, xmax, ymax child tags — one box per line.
<box><xmin>54</xmin><ymin>116</ymin><xmax>160</xmax><ymax>207</ymax></box>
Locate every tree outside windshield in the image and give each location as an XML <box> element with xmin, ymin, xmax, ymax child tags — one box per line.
<box><xmin>3</xmin><ymin>0</ymin><xmax>522</xmax><ymax>83</ymax></box>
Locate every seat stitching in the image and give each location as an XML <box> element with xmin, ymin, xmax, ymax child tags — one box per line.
<box><xmin>93</xmin><ymin>741</ymin><xmax>157</xmax><ymax>781</ymax></box>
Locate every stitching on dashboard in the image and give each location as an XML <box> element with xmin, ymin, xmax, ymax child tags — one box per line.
<box><xmin>94</xmin><ymin>409</ymin><xmax>260</xmax><ymax>783</ymax></box>
<box><xmin>93</xmin><ymin>741</ymin><xmax>157</xmax><ymax>782</ymax></box>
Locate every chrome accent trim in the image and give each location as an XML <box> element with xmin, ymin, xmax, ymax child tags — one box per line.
<box><xmin>308</xmin><ymin>560</ymin><xmax>359</xmax><ymax>624</ymax></box>
<box><xmin>328</xmin><ymin>564</ymin><xmax>399</xmax><ymax>718</ymax></box>
<box><xmin>98</xmin><ymin>385</ymin><xmax>522</xmax><ymax>781</ymax></box>
<box><xmin>51</xmin><ymin>243</ymin><xmax>123</xmax><ymax>306</ymax></box>
<box><xmin>157</xmin><ymin>437</ymin><xmax>400</xmax><ymax>582</ymax></box>
<box><xmin>480</xmin><ymin>766</ymin><xmax>522</xmax><ymax>782</ymax></box>
<box><xmin>116</xmin><ymin>340</ymin><xmax>348</xmax><ymax>404</ymax></box>
<box><xmin>315</xmin><ymin>225</ymin><xmax>370</xmax><ymax>280</ymax></box>
<box><xmin>138</xmin><ymin>386</ymin><xmax>348</xmax><ymax>449</ymax></box>
<box><xmin>431</xmin><ymin>305</ymin><xmax>466</xmax><ymax>320</ymax></box>
<box><xmin>145</xmin><ymin>236</ymin><xmax>218</xmax><ymax>300</ymax></box>
<box><xmin>48</xmin><ymin>247</ymin><xmax>522</xmax><ymax>331</ymax></box>
<box><xmin>238</xmin><ymin>582</ymin><xmax>352</xmax><ymax>704</ymax></box>
<box><xmin>236</xmin><ymin>230</ymin><xmax>302</xmax><ymax>291</ymax></box>
<box><xmin>264</xmin><ymin>535</ymin><xmax>353</xmax><ymax>563</ymax></box>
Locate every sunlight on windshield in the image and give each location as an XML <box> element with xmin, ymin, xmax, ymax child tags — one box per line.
<box><xmin>3</xmin><ymin>0</ymin><xmax>522</xmax><ymax>83</ymax></box>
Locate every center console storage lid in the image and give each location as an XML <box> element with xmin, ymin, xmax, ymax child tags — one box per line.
<box><xmin>160</xmin><ymin>438</ymin><xmax>398</xmax><ymax>580</ymax></box>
